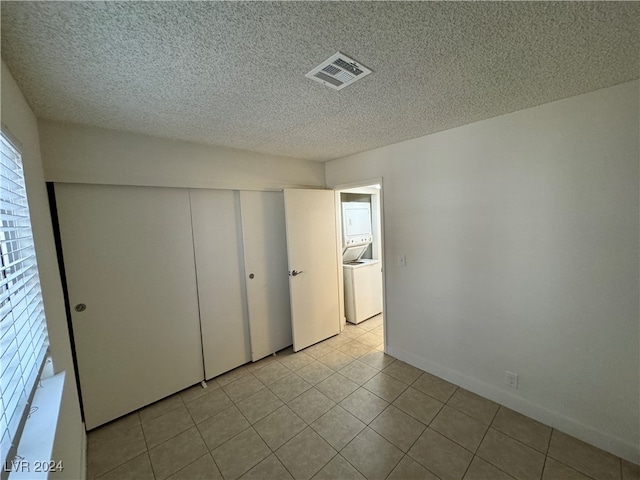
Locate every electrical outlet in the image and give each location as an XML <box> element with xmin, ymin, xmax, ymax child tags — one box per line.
<box><xmin>398</xmin><ymin>254</ymin><xmax>406</xmax><ymax>266</ymax></box>
<box><xmin>505</xmin><ymin>371</ymin><xmax>519</xmax><ymax>389</ymax></box>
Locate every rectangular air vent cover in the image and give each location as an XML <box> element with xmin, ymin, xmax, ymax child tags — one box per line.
<box><xmin>305</xmin><ymin>52</ymin><xmax>372</xmax><ymax>91</ymax></box>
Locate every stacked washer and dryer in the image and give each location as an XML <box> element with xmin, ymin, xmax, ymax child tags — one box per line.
<box><xmin>342</xmin><ymin>202</ymin><xmax>383</xmax><ymax>324</ymax></box>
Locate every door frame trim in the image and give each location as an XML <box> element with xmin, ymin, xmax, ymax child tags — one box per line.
<box><xmin>333</xmin><ymin>177</ymin><xmax>387</xmax><ymax>352</ymax></box>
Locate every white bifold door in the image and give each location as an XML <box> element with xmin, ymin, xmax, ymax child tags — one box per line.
<box><xmin>55</xmin><ymin>184</ymin><xmax>204</xmax><ymax>429</ymax></box>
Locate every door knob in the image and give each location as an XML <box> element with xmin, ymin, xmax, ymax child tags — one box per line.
<box><xmin>290</xmin><ymin>270</ymin><xmax>303</xmax><ymax>277</ymax></box>
<box><xmin>75</xmin><ymin>303</ymin><xmax>87</xmax><ymax>312</ymax></box>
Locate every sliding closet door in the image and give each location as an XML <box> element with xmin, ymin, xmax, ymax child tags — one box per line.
<box><xmin>190</xmin><ymin>189</ymin><xmax>251</xmax><ymax>379</ymax></box>
<box><xmin>55</xmin><ymin>183</ymin><xmax>204</xmax><ymax>429</ymax></box>
<box><xmin>240</xmin><ymin>191</ymin><xmax>292</xmax><ymax>361</ymax></box>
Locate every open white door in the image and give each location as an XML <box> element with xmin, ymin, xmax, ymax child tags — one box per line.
<box><xmin>284</xmin><ymin>189</ymin><xmax>341</xmax><ymax>351</ymax></box>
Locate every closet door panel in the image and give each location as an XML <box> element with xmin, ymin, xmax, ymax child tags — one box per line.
<box><xmin>190</xmin><ymin>189</ymin><xmax>251</xmax><ymax>379</ymax></box>
<box><xmin>240</xmin><ymin>191</ymin><xmax>292</xmax><ymax>361</ymax></box>
<box><xmin>55</xmin><ymin>183</ymin><xmax>204</xmax><ymax>429</ymax></box>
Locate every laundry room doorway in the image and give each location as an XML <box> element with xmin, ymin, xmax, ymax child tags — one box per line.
<box><xmin>334</xmin><ymin>179</ymin><xmax>386</xmax><ymax>349</ymax></box>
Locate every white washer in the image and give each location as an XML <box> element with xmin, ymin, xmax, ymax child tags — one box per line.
<box><xmin>343</xmin><ymin>259</ymin><xmax>383</xmax><ymax>324</ymax></box>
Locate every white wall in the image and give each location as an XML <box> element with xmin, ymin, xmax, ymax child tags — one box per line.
<box><xmin>1</xmin><ymin>62</ymin><xmax>85</xmax><ymax>478</ymax></box>
<box><xmin>325</xmin><ymin>81</ymin><xmax>640</xmax><ymax>462</ymax></box>
<box><xmin>39</xmin><ymin>121</ymin><xmax>325</xmax><ymax>190</ymax></box>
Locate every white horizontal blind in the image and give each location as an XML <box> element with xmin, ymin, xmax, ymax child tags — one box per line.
<box><xmin>0</xmin><ymin>133</ymin><xmax>49</xmax><ymax>465</ymax></box>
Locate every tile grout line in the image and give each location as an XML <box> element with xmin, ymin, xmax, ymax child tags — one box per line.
<box><xmin>539</xmin><ymin>428</ymin><xmax>555</xmax><ymax>480</ymax></box>
<box><xmin>273</xmin><ymin>447</ymin><xmax>307</xmax><ymax>480</ymax></box>
<box><xmin>400</xmin><ymin>452</ymin><xmax>443</xmax><ymax>480</ymax></box>
<box><xmin>335</xmin><ymin>426</ymin><xmax>397</xmax><ymax>480</ymax></box>
<box><xmin>544</xmin><ymin>427</ymin><xmax>553</xmax><ymax>456</ymax></box>
<box><xmin>487</xmin><ymin>409</ymin><xmax>550</xmax><ymax>452</ymax></box>
<box><xmin>469</xmin><ymin>405</ymin><xmax>536</xmax><ymax>480</ymax></box>
<box><xmin>191</xmin><ymin>422</ymin><xmax>227</xmax><ymax>478</ymax></box>
<box><xmin>390</xmin><ymin>389</ymin><xmax>448</xmax><ymax>478</ymax></box>
<box><xmin>271</xmin><ymin>424</ymin><xmax>334</xmax><ymax>480</ymax></box>
<box><xmin>184</xmin><ymin>383</ymin><xmax>241</xmax><ymax>477</ymax></box>
<box><xmin>460</xmin><ymin>404</ymin><xmax>503</xmax><ymax>480</ymax></box>
<box><xmin>89</xmin><ymin>417</ymin><xmax>157</xmax><ymax>480</ymax></box>
<box><xmin>137</xmin><ymin>416</ymin><xmax>156</xmax><ymax>480</ymax></box>
<box><xmin>540</xmin><ymin>455</ymin><xmax>549</xmax><ymax>480</ymax></box>
<box><xmin>384</xmin><ymin>406</ymin><xmax>431</xmax><ymax>473</ymax></box>
<box><xmin>203</xmin><ymin>390</ymin><xmax>263</xmax><ymax>479</ymax></box>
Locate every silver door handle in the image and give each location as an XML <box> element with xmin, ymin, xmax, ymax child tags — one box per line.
<box><xmin>289</xmin><ymin>270</ymin><xmax>303</xmax><ymax>277</ymax></box>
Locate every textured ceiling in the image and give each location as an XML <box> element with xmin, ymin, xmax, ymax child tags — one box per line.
<box><xmin>2</xmin><ymin>2</ymin><xmax>639</xmax><ymax>161</ymax></box>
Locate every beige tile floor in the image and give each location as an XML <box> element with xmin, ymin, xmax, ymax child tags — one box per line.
<box><xmin>87</xmin><ymin>315</ymin><xmax>639</xmax><ymax>480</ymax></box>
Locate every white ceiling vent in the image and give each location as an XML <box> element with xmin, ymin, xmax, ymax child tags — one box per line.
<box><xmin>305</xmin><ymin>52</ymin><xmax>372</xmax><ymax>91</ymax></box>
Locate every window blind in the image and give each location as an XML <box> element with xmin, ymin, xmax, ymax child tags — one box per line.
<box><xmin>0</xmin><ymin>132</ymin><xmax>49</xmax><ymax>466</ymax></box>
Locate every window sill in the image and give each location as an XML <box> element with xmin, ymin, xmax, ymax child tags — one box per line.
<box><xmin>8</xmin><ymin>371</ymin><xmax>65</xmax><ymax>480</ymax></box>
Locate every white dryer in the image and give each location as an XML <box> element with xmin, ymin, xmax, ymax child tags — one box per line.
<box><xmin>343</xmin><ymin>259</ymin><xmax>383</xmax><ymax>324</ymax></box>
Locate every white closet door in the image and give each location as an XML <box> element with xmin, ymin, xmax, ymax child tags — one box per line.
<box><xmin>55</xmin><ymin>183</ymin><xmax>204</xmax><ymax>429</ymax></box>
<box><xmin>190</xmin><ymin>189</ymin><xmax>251</xmax><ymax>379</ymax></box>
<box><xmin>240</xmin><ymin>191</ymin><xmax>292</xmax><ymax>361</ymax></box>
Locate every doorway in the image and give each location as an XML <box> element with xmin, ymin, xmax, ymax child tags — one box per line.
<box><xmin>334</xmin><ymin>180</ymin><xmax>386</xmax><ymax>350</ymax></box>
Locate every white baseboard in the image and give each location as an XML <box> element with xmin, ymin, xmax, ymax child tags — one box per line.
<box><xmin>386</xmin><ymin>345</ymin><xmax>640</xmax><ymax>464</ymax></box>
